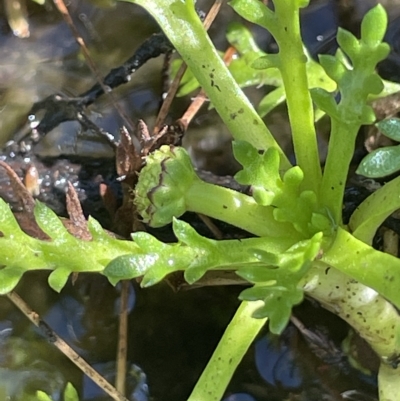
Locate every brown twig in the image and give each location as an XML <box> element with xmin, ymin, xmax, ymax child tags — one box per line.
<box><xmin>153</xmin><ymin>0</ymin><xmax>224</xmax><ymax>134</ymax></box>
<box><xmin>197</xmin><ymin>214</ymin><xmax>223</xmax><ymax>239</ymax></box>
<box><xmin>52</xmin><ymin>0</ymin><xmax>134</xmax><ymax>131</ymax></box>
<box><xmin>115</xmin><ymin>281</ymin><xmax>130</xmax><ymax>395</ymax></box>
<box><xmin>7</xmin><ymin>291</ymin><xmax>129</xmax><ymax>401</ymax></box>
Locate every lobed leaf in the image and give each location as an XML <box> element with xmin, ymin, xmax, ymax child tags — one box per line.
<box><xmin>233</xmin><ymin>141</ymin><xmax>329</xmax><ymax>236</ymax></box>
<box><xmin>105</xmin><ymin>217</ymin><xmax>298</xmax><ymax>288</ymax></box>
<box><xmin>238</xmin><ymin>233</ymin><xmax>322</xmax><ymax>334</ymax></box>
<box><xmin>0</xmin><ymin>199</ymin><xmax>137</xmax><ymax>293</ymax></box>
<box><xmin>310</xmin><ymin>88</ymin><xmax>339</xmax><ymax>119</ymax></box>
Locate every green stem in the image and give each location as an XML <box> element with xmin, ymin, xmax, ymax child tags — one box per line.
<box><xmin>230</xmin><ymin>0</ymin><xmax>321</xmax><ymax>192</ymax></box>
<box><xmin>187</xmin><ymin>300</ymin><xmax>267</xmax><ymax>401</ymax></box>
<box><xmin>378</xmin><ymin>363</ymin><xmax>400</xmax><ymax>401</ymax></box>
<box><xmin>273</xmin><ymin>2</ymin><xmax>322</xmax><ymax>194</ymax></box>
<box><xmin>320</xmin><ymin>120</ymin><xmax>358</xmax><ymax>224</ymax></box>
<box><xmin>303</xmin><ymin>262</ymin><xmax>400</xmax><ymax>364</ymax></box>
<box><xmin>185</xmin><ymin>180</ymin><xmax>300</xmax><ymax>239</ymax></box>
<box><xmin>125</xmin><ymin>0</ymin><xmax>290</xmax><ymax>167</ymax></box>
<box><xmin>349</xmin><ymin>175</ymin><xmax>400</xmax><ymax>244</ymax></box>
<box><xmin>321</xmin><ymin>226</ymin><xmax>400</xmax><ymax>310</ymax></box>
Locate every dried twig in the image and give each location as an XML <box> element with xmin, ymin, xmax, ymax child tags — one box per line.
<box><xmin>197</xmin><ymin>214</ymin><xmax>223</xmax><ymax>239</ymax></box>
<box><xmin>115</xmin><ymin>281</ymin><xmax>130</xmax><ymax>395</ymax></box>
<box><xmin>7</xmin><ymin>291</ymin><xmax>129</xmax><ymax>401</ymax></box>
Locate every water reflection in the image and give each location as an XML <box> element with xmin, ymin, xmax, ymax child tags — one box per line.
<box><xmin>82</xmin><ymin>362</ymin><xmax>148</xmax><ymax>401</ymax></box>
<box><xmin>0</xmin><ymin>0</ymin><xmax>161</xmax><ymax>152</ymax></box>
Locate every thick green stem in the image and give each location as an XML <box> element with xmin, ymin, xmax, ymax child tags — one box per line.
<box><xmin>378</xmin><ymin>363</ymin><xmax>400</xmax><ymax>401</ymax></box>
<box><xmin>320</xmin><ymin>120</ymin><xmax>358</xmax><ymax>224</ymax></box>
<box><xmin>349</xmin><ymin>175</ymin><xmax>400</xmax><ymax>244</ymax></box>
<box><xmin>321</xmin><ymin>226</ymin><xmax>400</xmax><ymax>310</ymax></box>
<box><xmin>187</xmin><ymin>300</ymin><xmax>266</xmax><ymax>401</ymax></box>
<box><xmin>185</xmin><ymin>180</ymin><xmax>300</xmax><ymax>239</ymax></box>
<box><xmin>273</xmin><ymin>2</ymin><xmax>322</xmax><ymax>194</ymax></box>
<box><xmin>303</xmin><ymin>262</ymin><xmax>400</xmax><ymax>364</ymax></box>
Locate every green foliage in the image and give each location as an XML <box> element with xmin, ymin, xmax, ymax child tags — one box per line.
<box><xmin>0</xmin><ymin>198</ymin><xmax>136</xmax><ymax>293</ymax></box>
<box><xmin>36</xmin><ymin>383</ymin><xmax>79</xmax><ymax>401</ymax></box>
<box><xmin>238</xmin><ymin>232</ymin><xmax>322</xmax><ymax>333</ymax></box>
<box><xmin>312</xmin><ymin>4</ymin><xmax>391</xmax><ymax>223</ymax></box>
<box><xmin>172</xmin><ymin>21</ymin><xmax>336</xmax><ymax>119</ymax></box>
<box><xmin>134</xmin><ymin>145</ymin><xmax>300</xmax><ymax>238</ymax></box>
<box><xmin>233</xmin><ymin>142</ymin><xmax>332</xmax><ymax>237</ymax></box>
<box><xmin>322</xmin><ymin>226</ymin><xmax>400</xmax><ymax>310</ymax></box>
<box><xmin>357</xmin><ymin>117</ymin><xmax>400</xmax><ymax>177</ymax></box>
<box><xmin>2</xmin><ymin>1</ymin><xmax>400</xmax><ymax>400</ymax></box>
<box><xmin>349</xmin><ymin>175</ymin><xmax>400</xmax><ymax>244</ymax></box>
<box><xmin>358</xmin><ymin>146</ymin><xmax>400</xmax><ymax>178</ymax></box>
<box><xmin>123</xmin><ymin>0</ymin><xmax>289</xmax><ymax>160</ymax></box>
<box><xmin>105</xmin><ymin>218</ymin><xmax>322</xmax><ymax>334</ymax></box>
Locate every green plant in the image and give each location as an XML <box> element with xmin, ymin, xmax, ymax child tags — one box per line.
<box><xmin>1</xmin><ymin>1</ymin><xmax>400</xmax><ymax>400</ymax></box>
<box><xmin>36</xmin><ymin>383</ymin><xmax>79</xmax><ymax>401</ymax></box>
<box><xmin>357</xmin><ymin>116</ymin><xmax>400</xmax><ymax>177</ymax></box>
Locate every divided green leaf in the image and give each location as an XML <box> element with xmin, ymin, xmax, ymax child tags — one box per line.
<box><xmin>237</xmin><ymin>233</ymin><xmax>322</xmax><ymax>334</ymax></box>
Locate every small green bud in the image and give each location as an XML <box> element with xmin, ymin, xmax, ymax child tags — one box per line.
<box><xmin>134</xmin><ymin>145</ymin><xmax>200</xmax><ymax>227</ymax></box>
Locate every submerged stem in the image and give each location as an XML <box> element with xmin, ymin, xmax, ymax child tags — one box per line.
<box><xmin>187</xmin><ymin>301</ymin><xmax>267</xmax><ymax>401</ymax></box>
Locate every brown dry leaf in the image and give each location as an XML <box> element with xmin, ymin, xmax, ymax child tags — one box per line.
<box><xmin>116</xmin><ymin>126</ymin><xmax>141</xmax><ymax>179</ymax></box>
<box><xmin>99</xmin><ymin>182</ymin><xmax>118</xmax><ymax>219</ymax></box>
<box><xmin>65</xmin><ymin>182</ymin><xmax>92</xmax><ymax>240</ymax></box>
<box><xmin>0</xmin><ymin>161</ymin><xmax>35</xmax><ymax>213</ymax></box>
<box><xmin>0</xmin><ymin>161</ymin><xmax>49</xmax><ymax>240</ymax></box>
